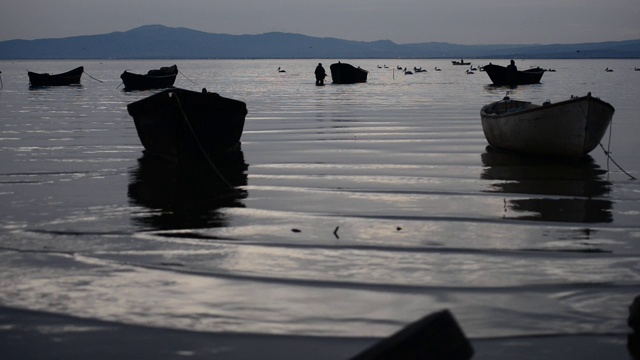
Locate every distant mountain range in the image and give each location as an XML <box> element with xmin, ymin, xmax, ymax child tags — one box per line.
<box><xmin>1</xmin><ymin>25</ymin><xmax>639</xmax><ymax>60</ymax></box>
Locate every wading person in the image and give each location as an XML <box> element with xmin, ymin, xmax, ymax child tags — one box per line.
<box><xmin>315</xmin><ymin>63</ymin><xmax>326</xmax><ymax>85</ymax></box>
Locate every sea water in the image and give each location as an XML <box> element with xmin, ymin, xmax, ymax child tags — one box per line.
<box><xmin>0</xmin><ymin>59</ymin><xmax>639</xmax><ymax>342</ymax></box>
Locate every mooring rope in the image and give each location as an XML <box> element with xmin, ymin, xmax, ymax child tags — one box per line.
<box><xmin>83</xmin><ymin>70</ymin><xmax>103</xmax><ymax>83</ymax></box>
<box><xmin>179</xmin><ymin>70</ymin><xmax>199</xmax><ymax>86</ymax></box>
<box><xmin>578</xmin><ymin>95</ymin><xmax>636</xmax><ymax>180</ymax></box>
<box><xmin>599</xmin><ymin>122</ymin><xmax>636</xmax><ymax>180</ymax></box>
<box><xmin>170</xmin><ymin>91</ymin><xmax>236</xmax><ymax>189</ymax></box>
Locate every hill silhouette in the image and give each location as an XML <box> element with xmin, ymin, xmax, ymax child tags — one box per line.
<box><xmin>1</xmin><ymin>25</ymin><xmax>639</xmax><ymax>60</ymax></box>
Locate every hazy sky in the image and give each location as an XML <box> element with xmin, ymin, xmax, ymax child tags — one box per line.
<box><xmin>1</xmin><ymin>0</ymin><xmax>639</xmax><ymax>44</ymax></box>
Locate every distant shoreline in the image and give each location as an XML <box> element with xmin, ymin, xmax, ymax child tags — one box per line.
<box><xmin>1</xmin><ymin>25</ymin><xmax>639</xmax><ymax>60</ymax></box>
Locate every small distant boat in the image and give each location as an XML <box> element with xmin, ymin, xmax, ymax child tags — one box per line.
<box><xmin>451</xmin><ymin>60</ymin><xmax>471</xmax><ymax>65</ymax></box>
<box><xmin>605</xmin><ymin>67</ymin><xmax>614</xmax><ymax>72</ymax></box>
<box><xmin>483</xmin><ymin>63</ymin><xmax>545</xmax><ymax>86</ymax></box>
<box><xmin>480</xmin><ymin>93</ymin><xmax>614</xmax><ymax>158</ymax></box>
<box><xmin>120</xmin><ymin>65</ymin><xmax>178</xmax><ymax>91</ymax></box>
<box><xmin>28</xmin><ymin>66</ymin><xmax>83</xmax><ymax>87</ymax></box>
<box><xmin>126</xmin><ymin>88</ymin><xmax>247</xmax><ymax>163</ymax></box>
<box><xmin>330</xmin><ymin>62</ymin><xmax>368</xmax><ymax>84</ymax></box>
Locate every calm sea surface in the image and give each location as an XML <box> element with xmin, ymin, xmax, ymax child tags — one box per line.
<box><xmin>0</xmin><ymin>59</ymin><xmax>639</xmax><ymax>342</ymax></box>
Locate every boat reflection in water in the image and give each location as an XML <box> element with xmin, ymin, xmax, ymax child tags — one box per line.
<box><xmin>128</xmin><ymin>149</ymin><xmax>248</xmax><ymax>231</ymax></box>
<box><xmin>481</xmin><ymin>146</ymin><xmax>613</xmax><ymax>224</ymax></box>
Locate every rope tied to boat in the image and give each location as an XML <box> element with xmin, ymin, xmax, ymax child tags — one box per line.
<box><xmin>169</xmin><ymin>91</ymin><xmax>237</xmax><ymax>189</ymax></box>
<box><xmin>578</xmin><ymin>95</ymin><xmax>636</xmax><ymax>180</ymax></box>
<box><xmin>83</xmin><ymin>70</ymin><xmax>103</xmax><ymax>83</ymax></box>
<box><xmin>597</xmin><ymin>142</ymin><xmax>636</xmax><ymax>180</ymax></box>
<box><xmin>179</xmin><ymin>70</ymin><xmax>199</xmax><ymax>86</ymax></box>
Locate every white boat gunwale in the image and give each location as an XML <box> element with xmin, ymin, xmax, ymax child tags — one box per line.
<box><xmin>480</xmin><ymin>93</ymin><xmax>614</xmax><ymax>118</ymax></box>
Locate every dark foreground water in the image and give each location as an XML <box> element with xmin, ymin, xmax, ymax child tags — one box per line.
<box><xmin>1</xmin><ymin>59</ymin><xmax>639</xmax><ymax>356</ymax></box>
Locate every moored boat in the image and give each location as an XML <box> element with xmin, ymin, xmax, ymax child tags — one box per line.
<box><xmin>120</xmin><ymin>65</ymin><xmax>178</xmax><ymax>91</ymax></box>
<box><xmin>28</xmin><ymin>66</ymin><xmax>84</xmax><ymax>87</ymax></box>
<box><xmin>451</xmin><ymin>60</ymin><xmax>471</xmax><ymax>65</ymax></box>
<box><xmin>126</xmin><ymin>88</ymin><xmax>247</xmax><ymax>163</ymax></box>
<box><xmin>483</xmin><ymin>63</ymin><xmax>545</xmax><ymax>86</ymax></box>
<box><xmin>330</xmin><ymin>62</ymin><xmax>368</xmax><ymax>84</ymax></box>
<box><xmin>480</xmin><ymin>93</ymin><xmax>614</xmax><ymax>158</ymax></box>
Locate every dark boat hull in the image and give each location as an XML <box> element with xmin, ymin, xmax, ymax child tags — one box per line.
<box><xmin>483</xmin><ymin>64</ymin><xmax>545</xmax><ymax>86</ymax></box>
<box><xmin>28</xmin><ymin>66</ymin><xmax>83</xmax><ymax>87</ymax></box>
<box><xmin>121</xmin><ymin>65</ymin><xmax>178</xmax><ymax>91</ymax></box>
<box><xmin>126</xmin><ymin>88</ymin><xmax>247</xmax><ymax>163</ymax></box>
<box><xmin>330</xmin><ymin>63</ymin><xmax>368</xmax><ymax>84</ymax></box>
<box><xmin>480</xmin><ymin>94</ymin><xmax>614</xmax><ymax>158</ymax></box>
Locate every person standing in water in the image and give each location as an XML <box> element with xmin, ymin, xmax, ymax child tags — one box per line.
<box><xmin>315</xmin><ymin>63</ymin><xmax>326</xmax><ymax>85</ymax></box>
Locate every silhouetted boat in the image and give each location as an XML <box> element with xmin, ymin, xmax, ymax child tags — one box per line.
<box><xmin>451</xmin><ymin>60</ymin><xmax>471</xmax><ymax>65</ymax></box>
<box><xmin>330</xmin><ymin>62</ymin><xmax>368</xmax><ymax>84</ymax></box>
<box><xmin>28</xmin><ymin>66</ymin><xmax>83</xmax><ymax>87</ymax></box>
<box><xmin>120</xmin><ymin>65</ymin><xmax>178</xmax><ymax>91</ymax></box>
<box><xmin>126</xmin><ymin>88</ymin><xmax>247</xmax><ymax>163</ymax></box>
<box><xmin>483</xmin><ymin>63</ymin><xmax>545</xmax><ymax>86</ymax></box>
<box><xmin>351</xmin><ymin>310</ymin><xmax>473</xmax><ymax>360</ymax></box>
<box><xmin>480</xmin><ymin>93</ymin><xmax>614</xmax><ymax>158</ymax></box>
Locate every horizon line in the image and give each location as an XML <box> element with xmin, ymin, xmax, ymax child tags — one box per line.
<box><xmin>2</xmin><ymin>24</ymin><xmax>640</xmax><ymax>47</ymax></box>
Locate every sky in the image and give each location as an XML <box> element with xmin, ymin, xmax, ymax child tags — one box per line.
<box><xmin>1</xmin><ymin>0</ymin><xmax>639</xmax><ymax>45</ymax></box>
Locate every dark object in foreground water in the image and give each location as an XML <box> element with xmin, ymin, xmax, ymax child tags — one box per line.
<box><xmin>28</xmin><ymin>66</ymin><xmax>84</xmax><ymax>87</ymax></box>
<box><xmin>630</xmin><ymin>295</ymin><xmax>640</xmax><ymax>333</ymax></box>
<box><xmin>351</xmin><ymin>309</ymin><xmax>474</xmax><ymax>360</ymax></box>
<box><xmin>630</xmin><ymin>295</ymin><xmax>640</xmax><ymax>360</ymax></box>
<box><xmin>120</xmin><ymin>65</ymin><xmax>178</xmax><ymax>91</ymax></box>
<box><xmin>126</xmin><ymin>87</ymin><xmax>247</xmax><ymax>163</ymax></box>
<box><xmin>330</xmin><ymin>62</ymin><xmax>368</xmax><ymax>84</ymax></box>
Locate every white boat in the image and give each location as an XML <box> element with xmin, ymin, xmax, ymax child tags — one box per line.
<box><xmin>480</xmin><ymin>93</ymin><xmax>615</xmax><ymax>158</ymax></box>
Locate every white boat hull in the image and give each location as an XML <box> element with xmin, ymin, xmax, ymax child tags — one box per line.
<box><xmin>480</xmin><ymin>94</ymin><xmax>615</xmax><ymax>158</ymax></box>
